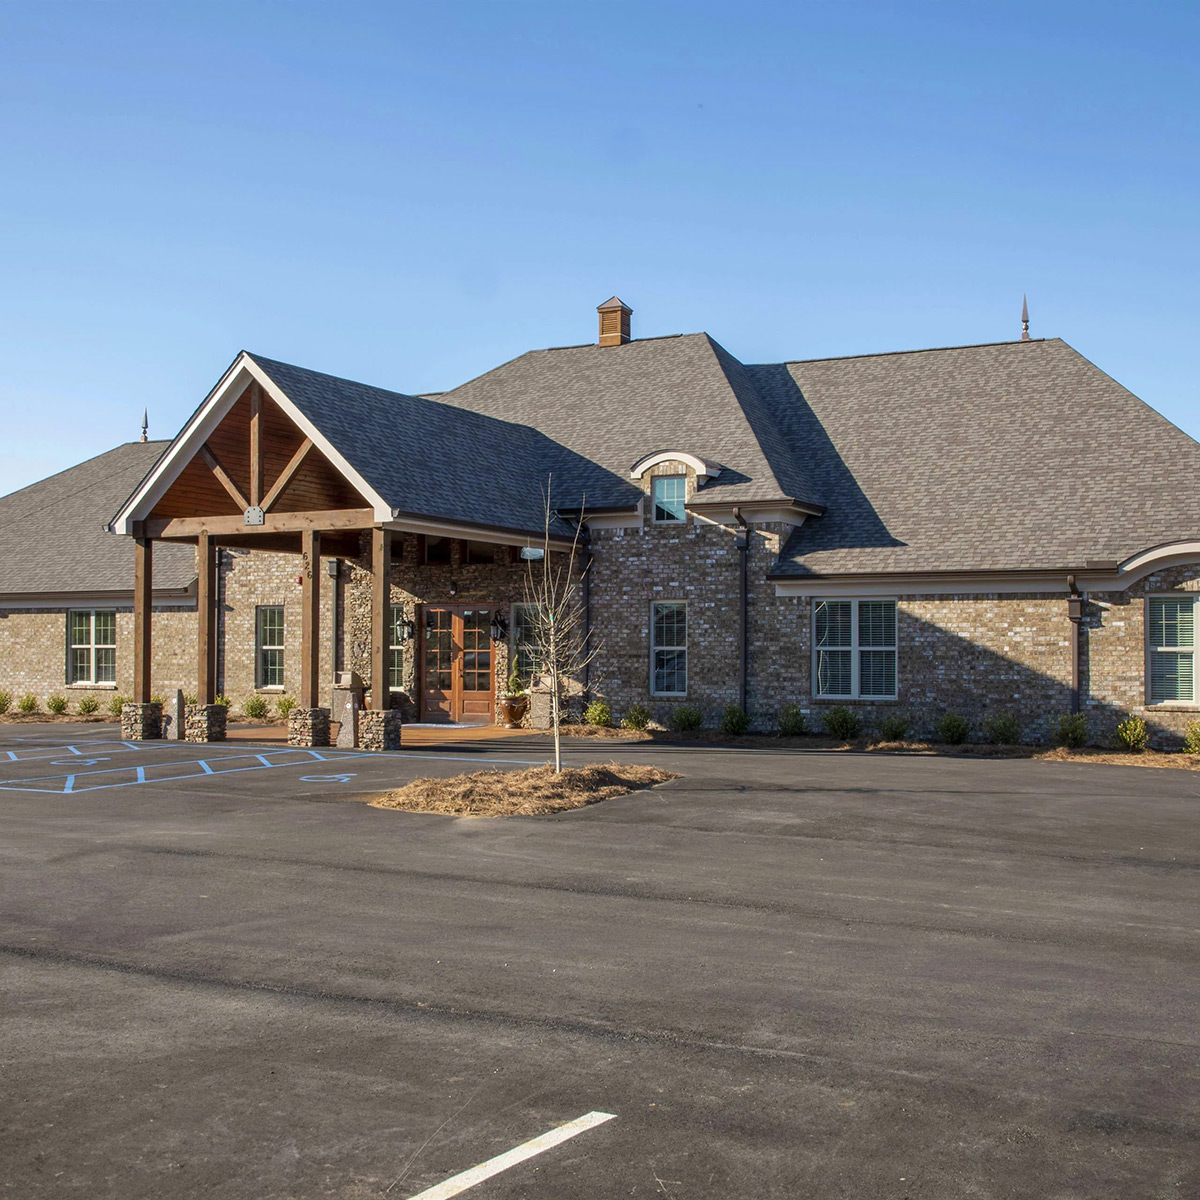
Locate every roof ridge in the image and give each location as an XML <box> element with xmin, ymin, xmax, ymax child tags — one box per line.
<box><xmin>760</xmin><ymin>337</ymin><xmax>1054</xmax><ymax>368</ymax></box>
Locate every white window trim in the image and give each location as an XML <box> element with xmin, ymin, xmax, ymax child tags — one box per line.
<box><xmin>388</xmin><ymin>603</ymin><xmax>406</xmax><ymax>691</ymax></box>
<box><xmin>66</xmin><ymin>609</ymin><xmax>117</xmax><ymax>686</ymax></box>
<box><xmin>1144</xmin><ymin>592</ymin><xmax>1198</xmax><ymax>708</ymax></box>
<box><xmin>812</xmin><ymin>598</ymin><xmax>898</xmax><ymax>701</ymax></box>
<box><xmin>650</xmin><ymin>474</ymin><xmax>687</xmax><ymax>525</ymax></box>
<box><xmin>650</xmin><ymin>600</ymin><xmax>688</xmax><ymax>696</ymax></box>
<box><xmin>256</xmin><ymin>605</ymin><xmax>285</xmax><ymax>690</ymax></box>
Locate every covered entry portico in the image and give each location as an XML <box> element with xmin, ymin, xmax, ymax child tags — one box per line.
<box><xmin>109</xmin><ymin>351</ymin><xmax>572</xmax><ymax>746</ymax></box>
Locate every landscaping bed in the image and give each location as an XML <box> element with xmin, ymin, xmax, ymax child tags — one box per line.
<box><xmin>372</xmin><ymin>761</ymin><xmax>679</xmax><ymax>816</ymax></box>
<box><xmin>0</xmin><ymin>712</ymin><xmax>115</xmax><ymax>724</ymax></box>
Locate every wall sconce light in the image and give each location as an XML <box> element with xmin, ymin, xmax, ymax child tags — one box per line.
<box><xmin>489</xmin><ymin>612</ymin><xmax>509</xmax><ymax>642</ymax></box>
<box><xmin>449</xmin><ymin>580</ymin><xmax>459</xmax><ymax>597</ymax></box>
<box><xmin>398</xmin><ymin>618</ymin><xmax>416</xmax><ymax>644</ymax></box>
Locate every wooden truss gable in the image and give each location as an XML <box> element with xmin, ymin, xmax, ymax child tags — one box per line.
<box><xmin>150</xmin><ymin>381</ymin><xmax>367</xmax><ymax>521</ymax></box>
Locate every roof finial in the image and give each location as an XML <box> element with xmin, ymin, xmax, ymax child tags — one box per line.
<box><xmin>139</xmin><ymin>408</ymin><xmax>149</xmax><ymax>442</ymax></box>
<box><xmin>1020</xmin><ymin>294</ymin><xmax>1030</xmax><ymax>341</ymax></box>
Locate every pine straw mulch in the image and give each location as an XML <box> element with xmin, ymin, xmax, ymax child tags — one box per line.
<box><xmin>0</xmin><ymin>712</ymin><xmax>115</xmax><ymax>724</ymax></box>
<box><xmin>371</xmin><ymin>761</ymin><xmax>680</xmax><ymax>817</ymax></box>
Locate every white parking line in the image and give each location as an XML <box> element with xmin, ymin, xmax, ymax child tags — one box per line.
<box><xmin>405</xmin><ymin>1111</ymin><xmax>616</xmax><ymax>1200</ymax></box>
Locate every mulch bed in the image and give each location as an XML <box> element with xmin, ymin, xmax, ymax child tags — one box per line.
<box><xmin>0</xmin><ymin>713</ymin><xmax>115</xmax><ymax>724</ymax></box>
<box><xmin>371</xmin><ymin>761</ymin><xmax>679</xmax><ymax>816</ymax></box>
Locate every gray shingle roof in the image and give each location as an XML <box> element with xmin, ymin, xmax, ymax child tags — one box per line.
<box><xmin>435</xmin><ymin>333</ymin><xmax>815</xmax><ymax>508</ymax></box>
<box><xmin>0</xmin><ymin>442</ymin><xmax>196</xmax><ymax>596</ymax></box>
<box><xmin>755</xmin><ymin>339</ymin><xmax>1200</xmax><ymax>576</ymax></box>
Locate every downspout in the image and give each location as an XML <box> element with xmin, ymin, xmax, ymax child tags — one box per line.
<box><xmin>733</xmin><ymin>507</ymin><xmax>748</xmax><ymax>713</ymax></box>
<box><xmin>1067</xmin><ymin>574</ymin><xmax>1083</xmax><ymax>714</ymax></box>
<box><xmin>581</xmin><ymin>534</ymin><xmax>593</xmax><ymax>697</ymax></box>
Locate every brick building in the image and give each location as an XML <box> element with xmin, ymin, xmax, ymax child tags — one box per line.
<box><xmin>4</xmin><ymin>298</ymin><xmax>1200</xmax><ymax>746</ymax></box>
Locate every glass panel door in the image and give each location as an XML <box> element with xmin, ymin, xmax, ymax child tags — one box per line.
<box><xmin>422</xmin><ymin>608</ymin><xmax>454</xmax><ymax>721</ymax></box>
<box><xmin>459</xmin><ymin>609</ymin><xmax>493</xmax><ymax>723</ymax></box>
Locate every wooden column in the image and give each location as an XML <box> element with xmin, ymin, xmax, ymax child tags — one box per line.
<box><xmin>371</xmin><ymin>528</ymin><xmax>391</xmax><ymax>710</ymax></box>
<box><xmin>249</xmin><ymin>385</ymin><xmax>264</xmax><ymax>507</ymax></box>
<box><xmin>300</xmin><ymin>529</ymin><xmax>321</xmax><ymax>708</ymax></box>
<box><xmin>133</xmin><ymin>537</ymin><xmax>153</xmax><ymax>703</ymax></box>
<box><xmin>196</xmin><ymin>532</ymin><xmax>216</xmax><ymax>704</ymax></box>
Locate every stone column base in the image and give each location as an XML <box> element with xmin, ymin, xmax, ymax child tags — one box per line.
<box><xmin>360</xmin><ymin>709</ymin><xmax>403</xmax><ymax>750</ymax></box>
<box><xmin>184</xmin><ymin>703</ymin><xmax>227</xmax><ymax>743</ymax></box>
<box><xmin>121</xmin><ymin>702</ymin><xmax>162</xmax><ymax>741</ymax></box>
<box><xmin>288</xmin><ymin>707</ymin><xmax>331</xmax><ymax>747</ymax></box>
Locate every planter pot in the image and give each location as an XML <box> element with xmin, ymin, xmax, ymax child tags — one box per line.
<box><xmin>498</xmin><ymin>694</ymin><xmax>529</xmax><ymax>729</ymax></box>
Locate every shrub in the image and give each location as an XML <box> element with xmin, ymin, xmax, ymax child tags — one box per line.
<box><xmin>0</xmin><ymin>689</ymin><xmax>11</xmax><ymax>714</ymax></box>
<box><xmin>583</xmin><ymin>699</ymin><xmax>613</xmax><ymax>727</ymax></box>
<box><xmin>506</xmin><ymin>672</ymin><xmax>526</xmax><ymax>696</ymax></box>
<box><xmin>622</xmin><ymin>702</ymin><xmax>651</xmax><ymax>731</ymax></box>
<box><xmin>77</xmin><ymin>696</ymin><xmax>100</xmax><ymax>715</ymax></box>
<box><xmin>1051</xmin><ymin>712</ymin><xmax>1089</xmax><ymax>749</ymax></box>
<box><xmin>243</xmin><ymin>695</ymin><xmax>270</xmax><ymax>719</ymax></box>
<box><xmin>983</xmin><ymin>712</ymin><xmax>1022</xmax><ymax>745</ymax></box>
<box><xmin>108</xmin><ymin>693</ymin><xmax>129</xmax><ymax>716</ymax></box>
<box><xmin>276</xmin><ymin>696</ymin><xmax>297</xmax><ymax>718</ymax></box>
<box><xmin>183</xmin><ymin>692</ymin><xmax>198</xmax><ymax>706</ymax></box>
<box><xmin>213</xmin><ymin>694</ymin><xmax>232</xmax><ymax>708</ymax></box>
<box><xmin>822</xmin><ymin>705</ymin><xmax>861</xmax><ymax>741</ymax></box>
<box><xmin>46</xmin><ymin>695</ymin><xmax>68</xmax><ymax>715</ymax></box>
<box><xmin>1182</xmin><ymin>721</ymin><xmax>1200</xmax><ymax>754</ymax></box>
<box><xmin>1113</xmin><ymin>713</ymin><xmax>1148</xmax><ymax>753</ymax></box>
<box><xmin>777</xmin><ymin>704</ymin><xmax>806</xmax><ymax>736</ymax></box>
<box><xmin>877</xmin><ymin>713</ymin><xmax>911</xmax><ymax>741</ymax></box>
<box><xmin>936</xmin><ymin>712</ymin><xmax>970</xmax><ymax>745</ymax></box>
<box><xmin>720</xmin><ymin>704</ymin><xmax>750</xmax><ymax>736</ymax></box>
<box><xmin>150</xmin><ymin>694</ymin><xmax>165</xmax><ymax>706</ymax></box>
<box><xmin>669</xmin><ymin>704</ymin><xmax>704</xmax><ymax>733</ymax></box>
<box><xmin>17</xmin><ymin>693</ymin><xmax>38</xmax><ymax>714</ymax></box>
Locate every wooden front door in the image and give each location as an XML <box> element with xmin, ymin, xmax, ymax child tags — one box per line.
<box><xmin>421</xmin><ymin>606</ymin><xmax>494</xmax><ymax>724</ymax></box>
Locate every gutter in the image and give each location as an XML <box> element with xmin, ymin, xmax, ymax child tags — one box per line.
<box><xmin>733</xmin><ymin>506</ymin><xmax>749</xmax><ymax>713</ymax></box>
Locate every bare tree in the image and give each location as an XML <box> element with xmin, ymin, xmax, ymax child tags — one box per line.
<box><xmin>521</xmin><ymin>478</ymin><xmax>600</xmax><ymax>772</ymax></box>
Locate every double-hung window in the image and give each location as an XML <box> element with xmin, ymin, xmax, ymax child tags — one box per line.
<box><xmin>256</xmin><ymin>605</ymin><xmax>285</xmax><ymax>688</ymax></box>
<box><xmin>388</xmin><ymin>604</ymin><xmax>405</xmax><ymax>690</ymax></box>
<box><xmin>67</xmin><ymin>610</ymin><xmax>116</xmax><ymax>684</ymax></box>
<box><xmin>1148</xmin><ymin>595</ymin><xmax>1195</xmax><ymax>704</ymax></box>
<box><xmin>652</xmin><ymin>475</ymin><xmax>686</xmax><ymax>523</ymax></box>
<box><xmin>651</xmin><ymin>601</ymin><xmax>687</xmax><ymax>695</ymax></box>
<box><xmin>814</xmin><ymin>599</ymin><xmax>897</xmax><ymax>699</ymax></box>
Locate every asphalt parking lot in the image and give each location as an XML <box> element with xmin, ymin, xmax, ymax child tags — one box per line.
<box><xmin>1</xmin><ymin>723</ymin><xmax>1198</xmax><ymax>1199</ymax></box>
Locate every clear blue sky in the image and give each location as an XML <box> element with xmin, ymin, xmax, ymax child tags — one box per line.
<box><xmin>2</xmin><ymin>1</ymin><xmax>1197</xmax><ymax>493</ymax></box>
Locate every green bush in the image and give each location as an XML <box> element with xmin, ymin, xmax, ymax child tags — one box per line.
<box><xmin>506</xmin><ymin>672</ymin><xmax>526</xmax><ymax>696</ymax></box>
<box><xmin>1051</xmin><ymin>712</ymin><xmax>1089</xmax><ymax>749</ymax></box>
<box><xmin>276</xmin><ymin>696</ymin><xmax>297</xmax><ymax>718</ymax></box>
<box><xmin>213</xmin><ymin>694</ymin><xmax>232</xmax><ymax>708</ymax></box>
<box><xmin>150</xmin><ymin>694</ymin><xmax>165</xmax><ymax>706</ymax></box>
<box><xmin>583</xmin><ymin>699</ymin><xmax>613</xmax><ymax>727</ymax></box>
<box><xmin>243</xmin><ymin>695</ymin><xmax>270</xmax><ymax>719</ymax></box>
<box><xmin>936</xmin><ymin>712</ymin><xmax>970</xmax><ymax>745</ymax></box>
<box><xmin>1184</xmin><ymin>721</ymin><xmax>1200</xmax><ymax>755</ymax></box>
<box><xmin>669</xmin><ymin>704</ymin><xmax>704</xmax><ymax>733</ymax></box>
<box><xmin>108</xmin><ymin>693</ymin><xmax>129</xmax><ymax>716</ymax></box>
<box><xmin>46</xmin><ymin>695</ymin><xmax>68</xmax><ymax>715</ymax></box>
<box><xmin>183</xmin><ymin>692</ymin><xmax>198</xmax><ymax>706</ymax></box>
<box><xmin>621</xmin><ymin>702</ymin><xmax>651</xmax><ymax>731</ymax></box>
<box><xmin>17</xmin><ymin>693</ymin><xmax>38</xmax><ymax>714</ymax></box>
<box><xmin>0</xmin><ymin>689</ymin><xmax>11</xmax><ymax>714</ymax></box>
<box><xmin>822</xmin><ymin>705</ymin><xmax>861</xmax><ymax>741</ymax></box>
<box><xmin>878</xmin><ymin>713</ymin><xmax>911</xmax><ymax>741</ymax></box>
<box><xmin>1113</xmin><ymin>713</ymin><xmax>1148</xmax><ymax>753</ymax></box>
<box><xmin>777</xmin><ymin>704</ymin><xmax>806</xmax><ymax>737</ymax></box>
<box><xmin>720</xmin><ymin>704</ymin><xmax>750</xmax><ymax>735</ymax></box>
<box><xmin>983</xmin><ymin>713</ymin><xmax>1022</xmax><ymax>745</ymax></box>
<box><xmin>77</xmin><ymin>696</ymin><xmax>100</xmax><ymax>715</ymax></box>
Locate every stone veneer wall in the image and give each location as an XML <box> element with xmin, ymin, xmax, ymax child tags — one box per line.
<box><xmin>341</xmin><ymin>532</ymin><xmax>542</xmax><ymax>720</ymax></box>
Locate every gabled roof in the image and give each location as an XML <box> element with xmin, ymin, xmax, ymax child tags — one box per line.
<box><xmin>436</xmin><ymin>332</ymin><xmax>821</xmax><ymax>510</ymax></box>
<box><xmin>0</xmin><ymin>442</ymin><xmax>196</xmax><ymax>597</ymax></box>
<box><xmin>245</xmin><ymin>354</ymin><xmax>603</xmax><ymax>536</ymax></box>
<box><xmin>754</xmin><ymin>338</ymin><xmax>1200</xmax><ymax>576</ymax></box>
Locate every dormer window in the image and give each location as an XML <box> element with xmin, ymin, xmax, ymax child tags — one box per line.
<box><xmin>652</xmin><ymin>475</ymin><xmax>686</xmax><ymax>523</ymax></box>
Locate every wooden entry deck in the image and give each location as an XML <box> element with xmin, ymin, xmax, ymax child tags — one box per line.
<box><xmin>224</xmin><ymin>722</ymin><xmax>539</xmax><ymax>747</ymax></box>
